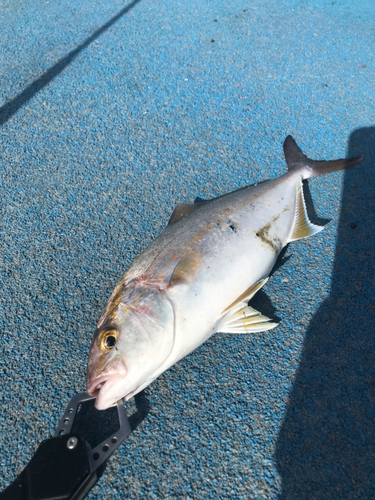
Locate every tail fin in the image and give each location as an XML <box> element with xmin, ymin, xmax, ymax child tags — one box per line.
<box><xmin>283</xmin><ymin>135</ymin><xmax>363</xmax><ymax>179</ymax></box>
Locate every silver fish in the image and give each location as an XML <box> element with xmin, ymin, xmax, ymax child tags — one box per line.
<box><xmin>86</xmin><ymin>136</ymin><xmax>362</xmax><ymax>409</ymax></box>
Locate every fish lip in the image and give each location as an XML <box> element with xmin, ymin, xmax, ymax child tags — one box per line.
<box><xmin>86</xmin><ymin>375</ymin><xmax>110</xmax><ymax>397</ymax></box>
<box><xmin>86</xmin><ymin>372</ymin><xmax>124</xmax><ymax>397</ymax></box>
<box><xmin>88</xmin><ymin>375</ymin><xmax>128</xmax><ymax>410</ymax></box>
<box><xmin>86</xmin><ymin>355</ymin><xmax>127</xmax><ymax>396</ymax></box>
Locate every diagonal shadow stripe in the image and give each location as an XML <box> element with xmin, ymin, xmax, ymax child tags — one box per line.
<box><xmin>0</xmin><ymin>0</ymin><xmax>141</xmax><ymax>126</ymax></box>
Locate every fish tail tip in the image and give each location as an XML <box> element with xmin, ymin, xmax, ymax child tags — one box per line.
<box><xmin>283</xmin><ymin>136</ymin><xmax>364</xmax><ymax>178</ymax></box>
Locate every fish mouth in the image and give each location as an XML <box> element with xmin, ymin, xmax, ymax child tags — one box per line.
<box><xmin>86</xmin><ymin>374</ymin><xmax>127</xmax><ymax>410</ymax></box>
<box><xmin>86</xmin><ymin>354</ymin><xmax>127</xmax><ymax>399</ymax></box>
<box><xmin>86</xmin><ymin>376</ymin><xmax>109</xmax><ymax>398</ymax></box>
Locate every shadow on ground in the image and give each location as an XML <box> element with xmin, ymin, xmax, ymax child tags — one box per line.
<box><xmin>0</xmin><ymin>0</ymin><xmax>141</xmax><ymax>126</ymax></box>
<box><xmin>275</xmin><ymin>127</ymin><xmax>375</xmax><ymax>499</ymax></box>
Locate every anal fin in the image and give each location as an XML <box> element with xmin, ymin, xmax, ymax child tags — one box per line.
<box><xmin>289</xmin><ymin>181</ymin><xmax>324</xmax><ymax>242</ymax></box>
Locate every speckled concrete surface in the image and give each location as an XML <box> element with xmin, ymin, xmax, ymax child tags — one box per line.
<box><xmin>0</xmin><ymin>0</ymin><xmax>374</xmax><ymax>498</ymax></box>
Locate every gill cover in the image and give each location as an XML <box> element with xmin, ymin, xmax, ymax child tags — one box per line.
<box><xmin>114</xmin><ymin>282</ymin><xmax>176</xmax><ymax>370</ymax></box>
<box><xmin>87</xmin><ymin>281</ymin><xmax>176</xmax><ymax>407</ymax></box>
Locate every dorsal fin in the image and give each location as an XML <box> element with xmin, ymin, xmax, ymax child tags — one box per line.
<box><xmin>283</xmin><ymin>135</ymin><xmax>363</xmax><ymax>179</ymax></box>
<box><xmin>168</xmin><ymin>201</ymin><xmax>205</xmax><ymax>225</ymax></box>
<box><xmin>289</xmin><ymin>181</ymin><xmax>324</xmax><ymax>241</ymax></box>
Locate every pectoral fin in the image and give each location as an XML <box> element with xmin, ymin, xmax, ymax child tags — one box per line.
<box><xmin>168</xmin><ymin>201</ymin><xmax>206</xmax><ymax>225</ymax></box>
<box><xmin>169</xmin><ymin>251</ymin><xmax>202</xmax><ymax>287</ymax></box>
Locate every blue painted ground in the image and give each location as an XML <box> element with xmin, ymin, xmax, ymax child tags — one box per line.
<box><xmin>0</xmin><ymin>0</ymin><xmax>374</xmax><ymax>498</ymax></box>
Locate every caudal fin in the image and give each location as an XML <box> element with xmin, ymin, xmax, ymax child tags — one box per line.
<box><xmin>283</xmin><ymin>135</ymin><xmax>363</xmax><ymax>179</ymax></box>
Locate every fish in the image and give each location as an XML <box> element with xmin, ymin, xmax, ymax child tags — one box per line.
<box><xmin>86</xmin><ymin>136</ymin><xmax>362</xmax><ymax>410</ymax></box>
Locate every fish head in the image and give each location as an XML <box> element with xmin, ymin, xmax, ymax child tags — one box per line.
<box><xmin>86</xmin><ymin>283</ymin><xmax>175</xmax><ymax>409</ymax></box>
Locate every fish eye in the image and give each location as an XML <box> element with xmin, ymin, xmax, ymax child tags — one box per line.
<box><xmin>98</xmin><ymin>329</ymin><xmax>119</xmax><ymax>353</ymax></box>
<box><xmin>105</xmin><ymin>335</ymin><xmax>116</xmax><ymax>348</ymax></box>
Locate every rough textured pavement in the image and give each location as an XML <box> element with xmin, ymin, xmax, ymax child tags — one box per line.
<box><xmin>1</xmin><ymin>0</ymin><xmax>374</xmax><ymax>498</ymax></box>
